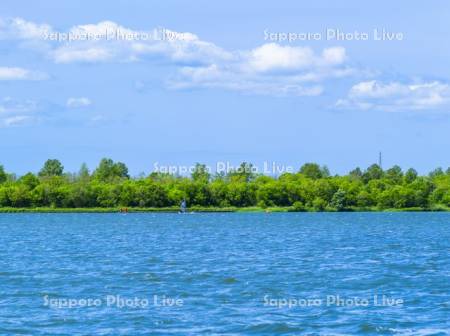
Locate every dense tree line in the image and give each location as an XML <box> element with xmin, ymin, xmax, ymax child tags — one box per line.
<box><xmin>0</xmin><ymin>159</ymin><xmax>450</xmax><ymax>211</ymax></box>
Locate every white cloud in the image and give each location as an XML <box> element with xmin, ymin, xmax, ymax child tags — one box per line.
<box><xmin>0</xmin><ymin>17</ymin><xmax>358</xmax><ymax>97</ymax></box>
<box><xmin>1</xmin><ymin>115</ymin><xmax>32</xmax><ymax>127</ymax></box>
<box><xmin>1</xmin><ymin>18</ymin><xmax>231</xmax><ymax>65</ymax></box>
<box><xmin>168</xmin><ymin>44</ymin><xmax>353</xmax><ymax>96</ymax></box>
<box><xmin>0</xmin><ymin>98</ymin><xmax>38</xmax><ymax>127</ymax></box>
<box><xmin>168</xmin><ymin>64</ymin><xmax>325</xmax><ymax>96</ymax></box>
<box><xmin>54</xmin><ymin>47</ymin><xmax>113</xmax><ymax>63</ymax></box>
<box><xmin>0</xmin><ymin>97</ymin><xmax>37</xmax><ymax>114</ymax></box>
<box><xmin>0</xmin><ymin>96</ymin><xmax>99</xmax><ymax>127</ymax></box>
<box><xmin>336</xmin><ymin>80</ymin><xmax>450</xmax><ymax>111</ymax></box>
<box><xmin>247</xmin><ymin>44</ymin><xmax>315</xmax><ymax>72</ymax></box>
<box><xmin>321</xmin><ymin>47</ymin><xmax>346</xmax><ymax>66</ymax></box>
<box><xmin>0</xmin><ymin>66</ymin><xmax>48</xmax><ymax>80</ymax></box>
<box><xmin>245</xmin><ymin>44</ymin><xmax>346</xmax><ymax>73</ymax></box>
<box><xmin>50</xmin><ymin>29</ymin><xmax>231</xmax><ymax>65</ymax></box>
<box><xmin>66</xmin><ymin>97</ymin><xmax>92</xmax><ymax>108</ymax></box>
<box><xmin>0</xmin><ymin>17</ymin><xmax>52</xmax><ymax>40</ymax></box>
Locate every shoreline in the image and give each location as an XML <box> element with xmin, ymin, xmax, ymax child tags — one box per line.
<box><xmin>0</xmin><ymin>206</ymin><xmax>449</xmax><ymax>213</ymax></box>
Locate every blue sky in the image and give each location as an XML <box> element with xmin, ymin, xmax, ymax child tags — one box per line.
<box><xmin>0</xmin><ymin>0</ymin><xmax>449</xmax><ymax>175</ymax></box>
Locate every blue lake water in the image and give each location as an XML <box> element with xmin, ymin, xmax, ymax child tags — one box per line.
<box><xmin>0</xmin><ymin>212</ymin><xmax>449</xmax><ymax>335</ymax></box>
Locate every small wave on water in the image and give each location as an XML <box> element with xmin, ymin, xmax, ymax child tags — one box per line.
<box><xmin>241</xmin><ymin>322</ymin><xmax>305</xmax><ymax>334</ymax></box>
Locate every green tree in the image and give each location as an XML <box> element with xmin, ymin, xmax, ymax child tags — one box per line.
<box><xmin>386</xmin><ymin>165</ymin><xmax>403</xmax><ymax>184</ymax></box>
<box><xmin>94</xmin><ymin>158</ymin><xmax>129</xmax><ymax>181</ymax></box>
<box><xmin>349</xmin><ymin>167</ymin><xmax>363</xmax><ymax>180</ymax></box>
<box><xmin>429</xmin><ymin>167</ymin><xmax>444</xmax><ymax>179</ymax></box>
<box><xmin>39</xmin><ymin>159</ymin><xmax>64</xmax><ymax>177</ymax></box>
<box><xmin>331</xmin><ymin>189</ymin><xmax>347</xmax><ymax>211</ymax></box>
<box><xmin>363</xmin><ymin>164</ymin><xmax>384</xmax><ymax>183</ymax></box>
<box><xmin>191</xmin><ymin>163</ymin><xmax>210</xmax><ymax>182</ymax></box>
<box><xmin>404</xmin><ymin>168</ymin><xmax>418</xmax><ymax>183</ymax></box>
<box><xmin>300</xmin><ymin>163</ymin><xmax>328</xmax><ymax>179</ymax></box>
<box><xmin>19</xmin><ymin>173</ymin><xmax>40</xmax><ymax>189</ymax></box>
<box><xmin>78</xmin><ymin>163</ymin><xmax>90</xmax><ymax>180</ymax></box>
<box><xmin>291</xmin><ymin>201</ymin><xmax>306</xmax><ymax>212</ymax></box>
<box><xmin>356</xmin><ymin>190</ymin><xmax>373</xmax><ymax>207</ymax></box>
<box><xmin>0</xmin><ymin>165</ymin><xmax>6</xmax><ymax>184</ymax></box>
<box><xmin>228</xmin><ymin>162</ymin><xmax>256</xmax><ymax>182</ymax></box>
<box><xmin>312</xmin><ymin>197</ymin><xmax>327</xmax><ymax>211</ymax></box>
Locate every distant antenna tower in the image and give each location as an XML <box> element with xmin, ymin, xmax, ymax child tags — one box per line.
<box><xmin>378</xmin><ymin>152</ymin><xmax>382</xmax><ymax>169</ymax></box>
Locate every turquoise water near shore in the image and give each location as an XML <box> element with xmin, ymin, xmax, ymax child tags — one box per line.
<box><xmin>0</xmin><ymin>213</ymin><xmax>449</xmax><ymax>335</ymax></box>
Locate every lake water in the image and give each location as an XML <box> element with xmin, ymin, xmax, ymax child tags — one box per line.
<box><xmin>0</xmin><ymin>212</ymin><xmax>449</xmax><ymax>335</ymax></box>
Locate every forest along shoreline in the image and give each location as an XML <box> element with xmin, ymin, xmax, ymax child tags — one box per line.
<box><xmin>1</xmin><ymin>159</ymin><xmax>450</xmax><ymax>212</ymax></box>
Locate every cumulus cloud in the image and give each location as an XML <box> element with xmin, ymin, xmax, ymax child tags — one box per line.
<box><xmin>168</xmin><ymin>44</ymin><xmax>353</xmax><ymax>96</ymax></box>
<box><xmin>48</xmin><ymin>21</ymin><xmax>232</xmax><ymax>64</ymax></box>
<box><xmin>0</xmin><ymin>17</ymin><xmax>52</xmax><ymax>40</ymax></box>
<box><xmin>168</xmin><ymin>63</ymin><xmax>325</xmax><ymax>96</ymax></box>
<box><xmin>0</xmin><ymin>17</ymin><xmax>358</xmax><ymax>97</ymax></box>
<box><xmin>66</xmin><ymin>97</ymin><xmax>92</xmax><ymax>108</ymax></box>
<box><xmin>245</xmin><ymin>44</ymin><xmax>346</xmax><ymax>73</ymax></box>
<box><xmin>0</xmin><ymin>66</ymin><xmax>48</xmax><ymax>80</ymax></box>
<box><xmin>0</xmin><ymin>18</ymin><xmax>231</xmax><ymax>65</ymax></box>
<box><xmin>336</xmin><ymin>80</ymin><xmax>450</xmax><ymax>111</ymax></box>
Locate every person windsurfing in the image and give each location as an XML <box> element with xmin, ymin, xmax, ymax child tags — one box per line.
<box><xmin>180</xmin><ymin>199</ymin><xmax>187</xmax><ymax>213</ymax></box>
